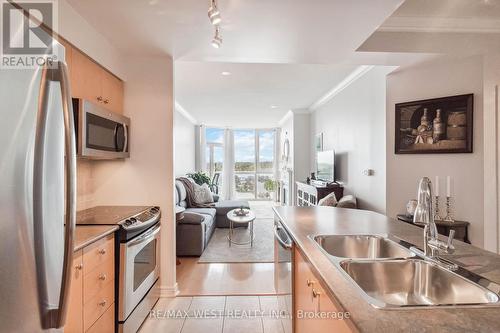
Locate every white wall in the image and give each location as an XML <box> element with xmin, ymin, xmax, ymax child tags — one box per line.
<box><xmin>386</xmin><ymin>56</ymin><xmax>484</xmax><ymax>247</ymax></box>
<box><xmin>482</xmin><ymin>54</ymin><xmax>500</xmax><ymax>253</ymax></box>
<box><xmin>174</xmin><ymin>109</ymin><xmax>196</xmax><ymax>176</ymax></box>
<box><xmin>293</xmin><ymin>112</ymin><xmax>311</xmax><ymax>183</ymax></box>
<box><xmin>310</xmin><ymin>67</ymin><xmax>392</xmax><ymax>213</ymax></box>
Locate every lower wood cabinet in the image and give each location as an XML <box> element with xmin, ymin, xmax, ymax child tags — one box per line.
<box><xmin>294</xmin><ymin>248</ymin><xmax>354</xmax><ymax>333</ymax></box>
<box><xmin>66</xmin><ymin>235</ymin><xmax>115</xmax><ymax>333</ymax></box>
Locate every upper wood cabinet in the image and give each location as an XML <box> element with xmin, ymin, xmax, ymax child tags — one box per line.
<box><xmin>61</xmin><ymin>41</ymin><xmax>124</xmax><ymax>114</ymax></box>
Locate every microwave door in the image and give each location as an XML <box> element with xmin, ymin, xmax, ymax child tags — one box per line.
<box><xmin>79</xmin><ymin>101</ymin><xmax>130</xmax><ymax>159</ymax></box>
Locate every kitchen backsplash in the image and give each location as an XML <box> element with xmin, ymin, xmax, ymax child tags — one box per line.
<box><xmin>77</xmin><ymin>159</ymin><xmax>94</xmax><ymax>211</ymax></box>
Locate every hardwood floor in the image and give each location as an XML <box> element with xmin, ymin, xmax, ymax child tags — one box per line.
<box><xmin>176</xmin><ymin>257</ymin><xmax>276</xmax><ymax>296</ymax></box>
<box><xmin>176</xmin><ymin>201</ymin><xmax>278</xmax><ymax>296</ymax></box>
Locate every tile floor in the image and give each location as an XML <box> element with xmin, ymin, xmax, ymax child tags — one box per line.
<box><xmin>139</xmin><ymin>295</ymin><xmax>291</xmax><ymax>333</ymax></box>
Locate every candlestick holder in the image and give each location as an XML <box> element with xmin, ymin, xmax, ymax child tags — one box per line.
<box><xmin>433</xmin><ymin>195</ymin><xmax>442</xmax><ymax>221</ymax></box>
<box><xmin>443</xmin><ymin>196</ymin><xmax>454</xmax><ymax>222</ymax></box>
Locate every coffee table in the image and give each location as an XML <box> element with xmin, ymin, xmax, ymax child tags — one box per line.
<box><xmin>226</xmin><ymin>209</ymin><xmax>256</xmax><ymax>247</ymax></box>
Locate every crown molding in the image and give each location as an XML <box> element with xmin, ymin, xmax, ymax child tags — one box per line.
<box><xmin>278</xmin><ymin>110</ymin><xmax>293</xmax><ymax>126</ymax></box>
<box><xmin>379</xmin><ymin>16</ymin><xmax>500</xmax><ymax>34</ymax></box>
<box><xmin>309</xmin><ymin>65</ymin><xmax>374</xmax><ymax>112</ymax></box>
<box><xmin>174</xmin><ymin>101</ymin><xmax>197</xmax><ymax>124</ymax></box>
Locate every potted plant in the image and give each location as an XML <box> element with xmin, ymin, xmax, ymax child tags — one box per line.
<box><xmin>187</xmin><ymin>171</ymin><xmax>212</xmax><ymax>186</ymax></box>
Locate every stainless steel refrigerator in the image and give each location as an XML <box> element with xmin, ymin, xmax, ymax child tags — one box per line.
<box><xmin>0</xmin><ymin>7</ymin><xmax>77</xmax><ymax>333</ymax></box>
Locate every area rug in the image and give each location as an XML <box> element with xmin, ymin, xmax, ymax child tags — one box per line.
<box><xmin>198</xmin><ymin>218</ymin><xmax>275</xmax><ymax>263</ymax></box>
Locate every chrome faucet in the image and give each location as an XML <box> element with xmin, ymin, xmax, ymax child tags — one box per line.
<box><xmin>413</xmin><ymin>177</ymin><xmax>457</xmax><ymax>268</ymax></box>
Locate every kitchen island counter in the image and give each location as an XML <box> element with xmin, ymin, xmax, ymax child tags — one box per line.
<box><xmin>273</xmin><ymin>206</ymin><xmax>500</xmax><ymax>333</ymax></box>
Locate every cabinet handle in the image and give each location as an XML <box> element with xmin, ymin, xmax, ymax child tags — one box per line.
<box><xmin>312</xmin><ymin>288</ymin><xmax>321</xmax><ymax>298</ymax></box>
<box><xmin>97</xmin><ymin>96</ymin><xmax>103</xmax><ymax>102</ymax></box>
<box><xmin>98</xmin><ymin>273</ymin><xmax>107</xmax><ymax>281</ymax></box>
<box><xmin>98</xmin><ymin>300</ymin><xmax>107</xmax><ymax>307</ymax></box>
<box><xmin>98</xmin><ymin>248</ymin><xmax>106</xmax><ymax>255</ymax></box>
<box><xmin>75</xmin><ymin>263</ymin><xmax>83</xmax><ymax>270</ymax></box>
<box><xmin>306</xmin><ymin>279</ymin><xmax>316</xmax><ymax>287</ymax></box>
<box><xmin>103</xmin><ymin>99</ymin><xmax>109</xmax><ymax>104</ymax></box>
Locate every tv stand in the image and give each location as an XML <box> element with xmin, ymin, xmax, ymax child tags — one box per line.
<box><xmin>296</xmin><ymin>181</ymin><xmax>344</xmax><ymax>206</ymax></box>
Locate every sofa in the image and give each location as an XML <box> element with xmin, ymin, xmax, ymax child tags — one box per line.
<box><xmin>175</xmin><ymin>179</ymin><xmax>250</xmax><ymax>256</ymax></box>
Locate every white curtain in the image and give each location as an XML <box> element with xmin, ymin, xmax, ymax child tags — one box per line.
<box><xmin>222</xmin><ymin>128</ymin><xmax>235</xmax><ymax>200</ymax></box>
<box><xmin>197</xmin><ymin>125</ymin><xmax>207</xmax><ymax>173</ymax></box>
<box><xmin>273</xmin><ymin>128</ymin><xmax>281</xmax><ymax>201</ymax></box>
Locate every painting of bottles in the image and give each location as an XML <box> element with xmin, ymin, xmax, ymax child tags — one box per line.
<box><xmin>395</xmin><ymin>94</ymin><xmax>473</xmax><ymax>154</ymax></box>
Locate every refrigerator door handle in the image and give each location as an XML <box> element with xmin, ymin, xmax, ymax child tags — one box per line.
<box><xmin>33</xmin><ymin>61</ymin><xmax>77</xmax><ymax>329</ymax></box>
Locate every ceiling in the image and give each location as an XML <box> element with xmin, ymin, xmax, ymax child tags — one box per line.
<box><xmin>65</xmin><ymin>0</ymin><xmax>404</xmax><ymax>63</ymax></box>
<box><xmin>175</xmin><ymin>62</ymin><xmax>358</xmax><ymax>127</ymax></box>
<box><xmin>66</xmin><ymin>0</ymin><xmax>448</xmax><ymax>127</ymax></box>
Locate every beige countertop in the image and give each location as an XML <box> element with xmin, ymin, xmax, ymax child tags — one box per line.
<box><xmin>273</xmin><ymin>206</ymin><xmax>500</xmax><ymax>333</ymax></box>
<box><xmin>74</xmin><ymin>225</ymin><xmax>118</xmax><ymax>252</ymax></box>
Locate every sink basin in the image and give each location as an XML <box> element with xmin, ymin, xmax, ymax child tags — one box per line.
<box><xmin>313</xmin><ymin>235</ymin><xmax>415</xmax><ymax>259</ymax></box>
<box><xmin>340</xmin><ymin>259</ymin><xmax>500</xmax><ymax>308</ymax></box>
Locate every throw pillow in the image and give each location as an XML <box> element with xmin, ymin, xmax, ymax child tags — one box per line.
<box><xmin>193</xmin><ymin>183</ymin><xmax>214</xmax><ymax>204</ymax></box>
<box><xmin>318</xmin><ymin>192</ymin><xmax>338</xmax><ymax>207</ymax></box>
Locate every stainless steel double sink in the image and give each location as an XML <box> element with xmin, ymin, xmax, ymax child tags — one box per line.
<box><xmin>311</xmin><ymin>234</ymin><xmax>500</xmax><ymax>309</ymax></box>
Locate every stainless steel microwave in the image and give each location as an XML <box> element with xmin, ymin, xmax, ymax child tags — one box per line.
<box><xmin>73</xmin><ymin>98</ymin><xmax>130</xmax><ymax>159</ymax></box>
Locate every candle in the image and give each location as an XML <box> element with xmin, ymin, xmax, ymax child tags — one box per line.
<box><xmin>435</xmin><ymin>176</ymin><xmax>439</xmax><ymax>196</ymax></box>
<box><xmin>446</xmin><ymin>176</ymin><xmax>451</xmax><ymax>197</ymax></box>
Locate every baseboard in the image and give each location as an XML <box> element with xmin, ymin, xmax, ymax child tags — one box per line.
<box><xmin>157</xmin><ymin>283</ymin><xmax>180</xmax><ymax>297</ymax></box>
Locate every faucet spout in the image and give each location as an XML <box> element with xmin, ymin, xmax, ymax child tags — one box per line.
<box><xmin>413</xmin><ymin>177</ymin><xmax>455</xmax><ymax>258</ymax></box>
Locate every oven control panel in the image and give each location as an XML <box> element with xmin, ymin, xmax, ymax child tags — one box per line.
<box><xmin>122</xmin><ymin>206</ymin><xmax>160</xmax><ymax>230</ymax></box>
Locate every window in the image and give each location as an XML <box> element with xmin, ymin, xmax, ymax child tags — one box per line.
<box><xmin>234</xmin><ymin>129</ymin><xmax>276</xmax><ymax>200</ymax></box>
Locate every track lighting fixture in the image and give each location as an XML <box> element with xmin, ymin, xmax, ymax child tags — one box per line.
<box><xmin>211</xmin><ymin>26</ymin><xmax>222</xmax><ymax>48</ymax></box>
<box><xmin>208</xmin><ymin>0</ymin><xmax>221</xmax><ymax>25</ymax></box>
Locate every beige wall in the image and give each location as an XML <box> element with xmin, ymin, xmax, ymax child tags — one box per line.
<box><xmin>386</xmin><ymin>56</ymin><xmax>484</xmax><ymax>247</ymax></box>
<box><xmin>310</xmin><ymin>67</ymin><xmax>392</xmax><ymax>213</ymax></box>
<box><xmin>91</xmin><ymin>56</ymin><xmax>177</xmax><ymax>295</ymax></box>
<box><xmin>57</xmin><ymin>2</ymin><xmax>178</xmax><ymax>294</ymax></box>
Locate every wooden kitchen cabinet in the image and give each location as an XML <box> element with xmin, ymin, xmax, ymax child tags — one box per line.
<box><xmin>65</xmin><ymin>235</ymin><xmax>115</xmax><ymax>333</ymax></box>
<box><xmin>70</xmin><ymin>48</ymin><xmax>124</xmax><ymax>114</ymax></box>
<box><xmin>66</xmin><ymin>250</ymin><xmax>84</xmax><ymax>333</ymax></box>
<box><xmin>294</xmin><ymin>248</ymin><xmax>353</xmax><ymax>333</ymax></box>
<box><xmin>59</xmin><ymin>38</ymin><xmax>73</xmax><ymax>74</ymax></box>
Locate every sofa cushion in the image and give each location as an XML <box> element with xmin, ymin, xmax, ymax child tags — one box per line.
<box><xmin>318</xmin><ymin>192</ymin><xmax>338</xmax><ymax>207</ymax></box>
<box><xmin>337</xmin><ymin>195</ymin><xmax>357</xmax><ymax>209</ymax></box>
<box><xmin>214</xmin><ymin>200</ymin><xmax>250</xmax><ymax>216</ymax></box>
<box><xmin>178</xmin><ymin>212</ymin><xmax>205</xmax><ymax>225</ymax></box>
<box><xmin>175</xmin><ymin>180</ymin><xmax>187</xmax><ymax>202</ymax></box>
<box><xmin>185</xmin><ymin>207</ymin><xmax>217</xmax><ymax>218</ymax></box>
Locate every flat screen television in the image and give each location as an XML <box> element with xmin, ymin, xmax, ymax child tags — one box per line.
<box><xmin>316</xmin><ymin>150</ymin><xmax>335</xmax><ymax>183</ymax></box>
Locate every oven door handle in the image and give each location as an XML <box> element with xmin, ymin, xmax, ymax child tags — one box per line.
<box><xmin>127</xmin><ymin>224</ymin><xmax>161</xmax><ymax>247</ymax></box>
<box><xmin>274</xmin><ymin>225</ymin><xmax>293</xmax><ymax>250</ymax></box>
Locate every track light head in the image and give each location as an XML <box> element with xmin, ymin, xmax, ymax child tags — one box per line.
<box><xmin>208</xmin><ymin>0</ymin><xmax>221</xmax><ymax>25</ymax></box>
<box><xmin>211</xmin><ymin>27</ymin><xmax>222</xmax><ymax>48</ymax></box>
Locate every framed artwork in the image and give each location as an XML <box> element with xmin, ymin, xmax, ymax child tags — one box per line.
<box><xmin>315</xmin><ymin>133</ymin><xmax>323</xmax><ymax>152</ymax></box>
<box><xmin>395</xmin><ymin>94</ymin><xmax>473</xmax><ymax>154</ymax></box>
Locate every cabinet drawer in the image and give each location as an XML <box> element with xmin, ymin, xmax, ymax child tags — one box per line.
<box><xmin>83</xmin><ymin>257</ymin><xmax>115</xmax><ymax>304</ymax></box>
<box><xmin>86</xmin><ymin>302</ymin><xmax>114</xmax><ymax>333</ymax></box>
<box><xmin>84</xmin><ymin>280</ymin><xmax>114</xmax><ymax>331</ymax></box>
<box><xmin>66</xmin><ymin>250</ymin><xmax>83</xmax><ymax>333</ymax></box>
<box><xmin>83</xmin><ymin>235</ymin><xmax>114</xmax><ymax>276</ymax></box>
